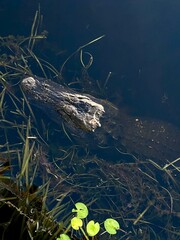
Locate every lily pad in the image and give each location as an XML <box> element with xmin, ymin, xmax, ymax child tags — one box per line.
<box><xmin>57</xmin><ymin>233</ymin><xmax>71</xmax><ymax>240</ymax></box>
<box><xmin>104</xmin><ymin>218</ymin><xmax>120</xmax><ymax>235</ymax></box>
<box><xmin>72</xmin><ymin>202</ymin><xmax>88</xmax><ymax>219</ymax></box>
<box><xmin>71</xmin><ymin>217</ymin><xmax>83</xmax><ymax>230</ymax></box>
<box><xmin>86</xmin><ymin>220</ymin><xmax>100</xmax><ymax>237</ymax></box>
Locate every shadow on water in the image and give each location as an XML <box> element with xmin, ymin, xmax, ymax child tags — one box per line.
<box><xmin>0</xmin><ymin>7</ymin><xmax>179</xmax><ymax>240</ymax></box>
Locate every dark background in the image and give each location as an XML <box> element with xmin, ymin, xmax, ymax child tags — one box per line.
<box><xmin>0</xmin><ymin>0</ymin><xmax>180</xmax><ymax>126</ymax></box>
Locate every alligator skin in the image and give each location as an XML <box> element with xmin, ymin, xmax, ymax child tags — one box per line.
<box><xmin>21</xmin><ymin>76</ymin><xmax>180</xmax><ymax>163</ymax></box>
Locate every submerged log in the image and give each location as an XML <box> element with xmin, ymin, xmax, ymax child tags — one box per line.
<box><xmin>21</xmin><ymin>76</ymin><xmax>180</xmax><ymax>163</ymax></box>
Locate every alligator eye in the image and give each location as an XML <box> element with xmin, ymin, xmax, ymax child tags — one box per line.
<box><xmin>43</xmin><ymin>84</ymin><xmax>49</xmax><ymax>89</ymax></box>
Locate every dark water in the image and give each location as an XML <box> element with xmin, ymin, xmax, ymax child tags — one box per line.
<box><xmin>0</xmin><ymin>1</ymin><xmax>180</xmax><ymax>239</ymax></box>
<box><xmin>1</xmin><ymin>0</ymin><xmax>180</xmax><ymax>125</ymax></box>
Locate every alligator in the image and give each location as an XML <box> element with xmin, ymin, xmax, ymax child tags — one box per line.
<box><xmin>21</xmin><ymin>76</ymin><xmax>180</xmax><ymax>163</ymax></box>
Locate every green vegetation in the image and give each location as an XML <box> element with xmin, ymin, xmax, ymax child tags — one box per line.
<box><xmin>0</xmin><ymin>8</ymin><xmax>179</xmax><ymax>240</ymax></box>
<box><xmin>56</xmin><ymin>202</ymin><xmax>121</xmax><ymax>240</ymax></box>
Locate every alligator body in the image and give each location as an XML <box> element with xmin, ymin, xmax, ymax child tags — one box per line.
<box><xmin>21</xmin><ymin>76</ymin><xmax>180</xmax><ymax>163</ymax></box>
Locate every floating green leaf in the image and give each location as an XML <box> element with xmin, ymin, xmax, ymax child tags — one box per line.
<box><xmin>104</xmin><ymin>218</ymin><xmax>120</xmax><ymax>235</ymax></box>
<box><xmin>72</xmin><ymin>202</ymin><xmax>88</xmax><ymax>219</ymax></box>
<box><xmin>57</xmin><ymin>233</ymin><xmax>71</xmax><ymax>240</ymax></box>
<box><xmin>86</xmin><ymin>220</ymin><xmax>100</xmax><ymax>237</ymax></box>
<box><xmin>71</xmin><ymin>217</ymin><xmax>83</xmax><ymax>230</ymax></box>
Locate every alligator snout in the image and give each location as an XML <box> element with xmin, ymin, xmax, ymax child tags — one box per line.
<box><xmin>21</xmin><ymin>77</ymin><xmax>37</xmax><ymax>91</ymax></box>
<box><xmin>21</xmin><ymin>76</ymin><xmax>105</xmax><ymax>132</ymax></box>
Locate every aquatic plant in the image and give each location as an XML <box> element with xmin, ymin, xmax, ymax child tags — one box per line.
<box><xmin>57</xmin><ymin>233</ymin><xmax>71</xmax><ymax>240</ymax></box>
<box><xmin>56</xmin><ymin>202</ymin><xmax>121</xmax><ymax>240</ymax></box>
<box><xmin>104</xmin><ymin>218</ymin><xmax>119</xmax><ymax>235</ymax></box>
<box><xmin>86</xmin><ymin>220</ymin><xmax>100</xmax><ymax>237</ymax></box>
<box><xmin>72</xmin><ymin>202</ymin><xmax>88</xmax><ymax>219</ymax></box>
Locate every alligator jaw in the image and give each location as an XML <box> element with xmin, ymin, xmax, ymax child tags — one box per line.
<box><xmin>58</xmin><ymin>91</ymin><xmax>105</xmax><ymax>132</ymax></box>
